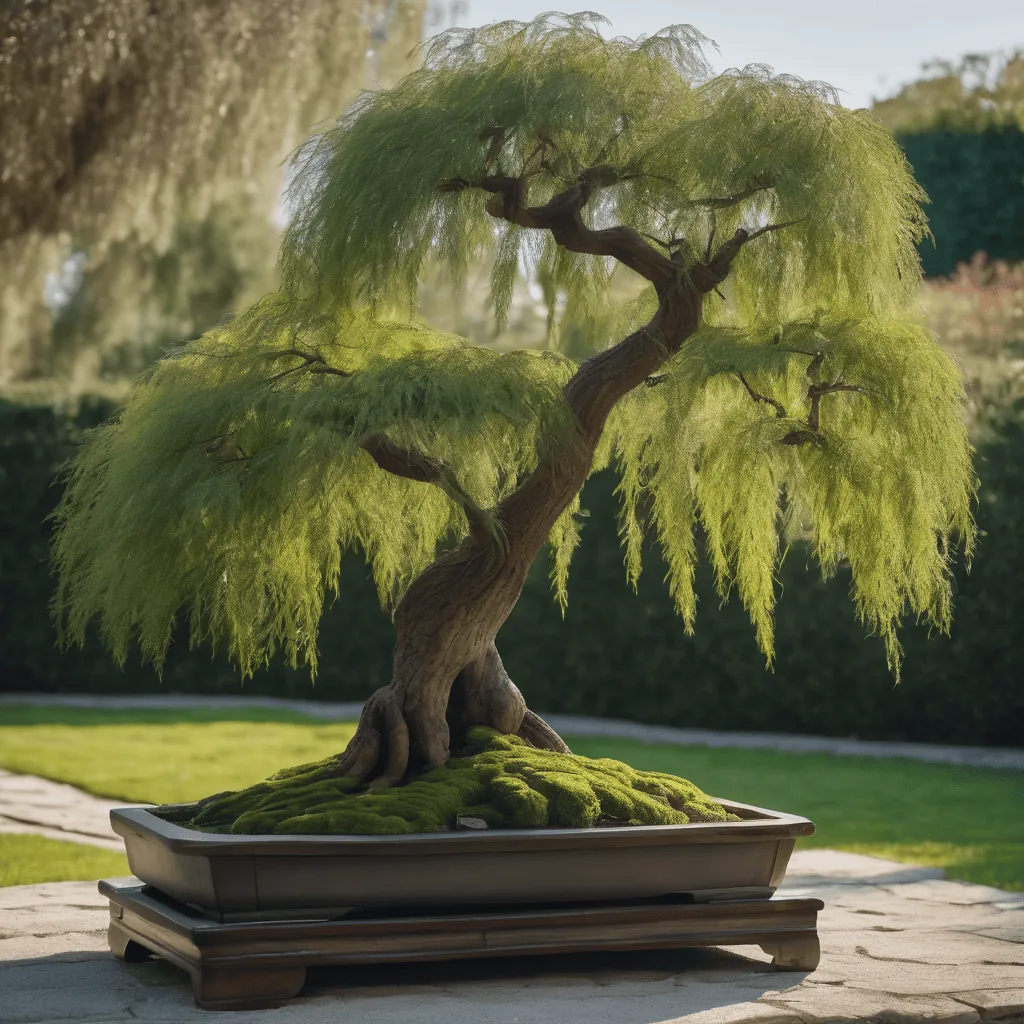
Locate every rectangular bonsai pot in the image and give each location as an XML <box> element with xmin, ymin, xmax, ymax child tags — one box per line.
<box><xmin>110</xmin><ymin>799</ymin><xmax>814</xmax><ymax>921</ymax></box>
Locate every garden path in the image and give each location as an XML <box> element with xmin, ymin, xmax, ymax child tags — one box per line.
<box><xmin>0</xmin><ymin>769</ymin><xmax>139</xmax><ymax>851</ymax></box>
<box><xmin>1</xmin><ymin>850</ymin><xmax>1022</xmax><ymax>1023</ymax></box>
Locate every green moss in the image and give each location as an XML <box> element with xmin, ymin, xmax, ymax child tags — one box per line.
<box><xmin>156</xmin><ymin>729</ymin><xmax>737</xmax><ymax>835</ymax></box>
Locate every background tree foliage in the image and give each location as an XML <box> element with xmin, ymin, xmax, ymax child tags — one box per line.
<box><xmin>872</xmin><ymin>50</ymin><xmax>1024</xmax><ymax>134</ymax></box>
<box><xmin>0</xmin><ymin>0</ymin><xmax>427</xmax><ymax>394</ymax></box>
<box><xmin>872</xmin><ymin>51</ymin><xmax>1024</xmax><ymax>277</ymax></box>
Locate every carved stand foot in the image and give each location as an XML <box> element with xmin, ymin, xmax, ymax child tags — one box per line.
<box><xmin>760</xmin><ymin>933</ymin><xmax>821</xmax><ymax>971</ymax></box>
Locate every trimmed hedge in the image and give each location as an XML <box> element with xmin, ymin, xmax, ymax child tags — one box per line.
<box><xmin>898</xmin><ymin>129</ymin><xmax>1024</xmax><ymax>278</ymax></box>
<box><xmin>2</xmin><ymin>396</ymin><xmax>1022</xmax><ymax>746</ymax></box>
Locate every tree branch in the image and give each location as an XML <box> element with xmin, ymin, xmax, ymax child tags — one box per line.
<box><xmin>686</xmin><ymin>180</ymin><xmax>773</xmax><ymax>210</ymax></box>
<box><xmin>262</xmin><ymin>348</ymin><xmax>350</xmax><ymax>383</ymax></box>
<box><xmin>436</xmin><ymin>142</ymin><xmax>797</xmax><ymax>450</ymax></box>
<box><xmin>746</xmin><ymin>218</ymin><xmax>804</xmax><ymax>243</ymax></box>
<box><xmin>736</xmin><ymin>371</ymin><xmax>787</xmax><ymax>418</ymax></box>
<box><xmin>771</xmin><ymin>347</ymin><xmax>866</xmax><ymax>441</ymax></box>
<box><xmin>807</xmin><ymin>380</ymin><xmax>865</xmax><ymax>431</ymax></box>
<box><xmin>704</xmin><ymin>212</ymin><xmax>716</xmax><ymax>262</ymax></box>
<box><xmin>482</xmin><ymin>172</ymin><xmax>676</xmax><ymax>286</ymax></box>
<box><xmin>357</xmin><ymin>433</ymin><xmax>502</xmax><ymax>550</ymax></box>
<box><xmin>691</xmin><ymin>219</ymin><xmax>804</xmax><ymax>293</ymax></box>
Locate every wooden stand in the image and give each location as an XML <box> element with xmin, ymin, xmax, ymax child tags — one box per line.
<box><xmin>102</xmin><ymin>879</ymin><xmax>821</xmax><ymax>1011</ymax></box>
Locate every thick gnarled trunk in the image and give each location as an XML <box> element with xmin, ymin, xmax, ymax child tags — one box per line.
<box><xmin>334</xmin><ymin>290</ymin><xmax>703</xmax><ymax>786</ymax></box>
<box><xmin>334</xmin><ymin>151</ymin><xmax>756</xmax><ymax>786</ymax></box>
<box><xmin>333</xmin><ymin>456</ymin><xmax>588</xmax><ymax>785</ymax></box>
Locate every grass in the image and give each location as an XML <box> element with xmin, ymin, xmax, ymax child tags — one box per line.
<box><xmin>0</xmin><ymin>833</ymin><xmax>129</xmax><ymax>887</ymax></box>
<box><xmin>1</xmin><ymin>705</ymin><xmax>1021</xmax><ymax>890</ymax></box>
<box><xmin>0</xmin><ymin>706</ymin><xmax>357</xmax><ymax>804</ymax></box>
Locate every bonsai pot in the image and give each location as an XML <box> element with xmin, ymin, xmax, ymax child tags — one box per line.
<box><xmin>110</xmin><ymin>798</ymin><xmax>814</xmax><ymax>922</ymax></box>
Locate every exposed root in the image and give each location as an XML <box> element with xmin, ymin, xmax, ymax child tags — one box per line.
<box><xmin>517</xmin><ymin>708</ymin><xmax>572</xmax><ymax>753</ymax></box>
<box><xmin>331</xmin><ymin>644</ymin><xmax>570</xmax><ymax>787</ymax></box>
<box><xmin>332</xmin><ymin>690</ymin><xmax>388</xmax><ymax>781</ymax></box>
<box><xmin>373</xmin><ymin>697</ymin><xmax>411</xmax><ymax>789</ymax></box>
<box><xmin>449</xmin><ymin>645</ymin><xmax>526</xmax><ymax>735</ymax></box>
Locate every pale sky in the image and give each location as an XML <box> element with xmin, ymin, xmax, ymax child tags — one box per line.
<box><xmin>427</xmin><ymin>0</ymin><xmax>1024</xmax><ymax>110</ymax></box>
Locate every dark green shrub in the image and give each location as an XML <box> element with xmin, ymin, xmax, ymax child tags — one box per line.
<box><xmin>897</xmin><ymin>129</ymin><xmax>1024</xmax><ymax>278</ymax></box>
<box><xmin>2</xmin><ymin>396</ymin><xmax>1021</xmax><ymax>746</ymax></box>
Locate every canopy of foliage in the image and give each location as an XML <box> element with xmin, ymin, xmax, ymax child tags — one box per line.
<box><xmin>157</xmin><ymin>727</ymin><xmax>736</xmax><ymax>833</ymax></box>
<box><xmin>53</xmin><ymin>13</ymin><xmax>976</xmax><ymax>683</ymax></box>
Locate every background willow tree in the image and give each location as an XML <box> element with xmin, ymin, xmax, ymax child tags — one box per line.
<box><xmin>0</xmin><ymin>0</ymin><xmax>426</xmax><ymax>395</ymax></box>
<box><xmin>54</xmin><ymin>13</ymin><xmax>976</xmax><ymax>786</ymax></box>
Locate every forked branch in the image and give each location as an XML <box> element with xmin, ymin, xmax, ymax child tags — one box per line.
<box><xmin>437</xmin><ymin>139</ymin><xmax>803</xmax><ymax>444</ymax></box>
<box><xmin>807</xmin><ymin>381</ymin><xmax>866</xmax><ymax>431</ymax></box>
<box><xmin>262</xmin><ymin>348</ymin><xmax>351</xmax><ymax>384</ymax></box>
<box><xmin>475</xmin><ymin>171</ymin><xmax>675</xmax><ymax>285</ymax></box>
<box><xmin>773</xmin><ymin>347</ymin><xmax>867</xmax><ymax>443</ymax></box>
<box><xmin>693</xmin><ymin>220</ymin><xmax>804</xmax><ymax>293</ymax></box>
<box><xmin>358</xmin><ymin>433</ymin><xmax>502</xmax><ymax>549</ymax></box>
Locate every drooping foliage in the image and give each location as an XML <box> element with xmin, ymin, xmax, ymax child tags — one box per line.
<box><xmin>53</xmin><ymin>12</ymin><xmax>976</xmax><ymax>683</ymax></box>
<box><xmin>157</xmin><ymin>727</ymin><xmax>736</xmax><ymax>834</ymax></box>
<box><xmin>600</xmin><ymin>313</ymin><xmax>975</xmax><ymax>674</ymax></box>
<box><xmin>53</xmin><ymin>300</ymin><xmax>577</xmax><ymax>676</ymax></box>
<box><xmin>281</xmin><ymin>11</ymin><xmax>925</xmax><ymax>334</ymax></box>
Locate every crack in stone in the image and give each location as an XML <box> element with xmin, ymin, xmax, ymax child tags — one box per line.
<box><xmin>755</xmin><ymin>997</ymin><xmax>816</xmax><ymax>1021</ymax></box>
<box><xmin>854</xmin><ymin>944</ymin><xmax>959</xmax><ymax>965</ymax></box>
<box><xmin>0</xmin><ymin>810</ymin><xmax>116</xmax><ymax>844</ymax></box>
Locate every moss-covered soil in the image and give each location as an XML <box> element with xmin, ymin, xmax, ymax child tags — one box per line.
<box><xmin>157</xmin><ymin>728</ymin><xmax>737</xmax><ymax>835</ymax></box>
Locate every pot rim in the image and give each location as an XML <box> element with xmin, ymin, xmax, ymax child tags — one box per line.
<box><xmin>110</xmin><ymin>798</ymin><xmax>814</xmax><ymax>856</ymax></box>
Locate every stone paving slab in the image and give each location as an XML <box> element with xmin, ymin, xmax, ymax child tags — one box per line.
<box><xmin>2</xmin><ymin>851</ymin><xmax>1023</xmax><ymax>1023</ymax></box>
<box><xmin>0</xmin><ymin>770</ymin><xmax>145</xmax><ymax>851</ymax></box>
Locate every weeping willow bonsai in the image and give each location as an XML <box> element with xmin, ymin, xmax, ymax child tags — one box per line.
<box><xmin>52</xmin><ymin>14</ymin><xmax>975</xmax><ymax>829</ymax></box>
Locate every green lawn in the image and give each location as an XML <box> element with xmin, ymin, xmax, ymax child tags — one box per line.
<box><xmin>0</xmin><ymin>833</ymin><xmax>129</xmax><ymax>887</ymax></box>
<box><xmin>1</xmin><ymin>705</ymin><xmax>1020</xmax><ymax>890</ymax></box>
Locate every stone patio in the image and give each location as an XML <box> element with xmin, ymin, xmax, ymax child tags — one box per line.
<box><xmin>1</xmin><ymin>849</ymin><xmax>1022</xmax><ymax>1023</ymax></box>
<box><xmin>0</xmin><ymin>769</ymin><xmax>142</xmax><ymax>851</ymax></box>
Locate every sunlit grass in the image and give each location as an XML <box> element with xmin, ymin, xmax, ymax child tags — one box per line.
<box><xmin>0</xmin><ymin>834</ymin><xmax>129</xmax><ymax>888</ymax></box>
<box><xmin>0</xmin><ymin>705</ymin><xmax>356</xmax><ymax>805</ymax></box>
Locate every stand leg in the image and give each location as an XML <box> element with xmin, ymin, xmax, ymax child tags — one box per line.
<box><xmin>760</xmin><ymin>933</ymin><xmax>820</xmax><ymax>971</ymax></box>
<box><xmin>191</xmin><ymin>965</ymin><xmax>307</xmax><ymax>1011</ymax></box>
<box><xmin>108</xmin><ymin>921</ymin><xmax>153</xmax><ymax>963</ymax></box>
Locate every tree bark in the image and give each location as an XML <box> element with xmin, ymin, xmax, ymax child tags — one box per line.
<box><xmin>333</xmin><ymin>292</ymin><xmax>696</xmax><ymax>784</ymax></box>
<box><xmin>333</xmin><ymin>157</ymin><xmax>765</xmax><ymax>786</ymax></box>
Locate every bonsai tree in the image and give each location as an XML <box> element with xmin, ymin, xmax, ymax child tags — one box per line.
<box><xmin>53</xmin><ymin>14</ymin><xmax>975</xmax><ymax>794</ymax></box>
